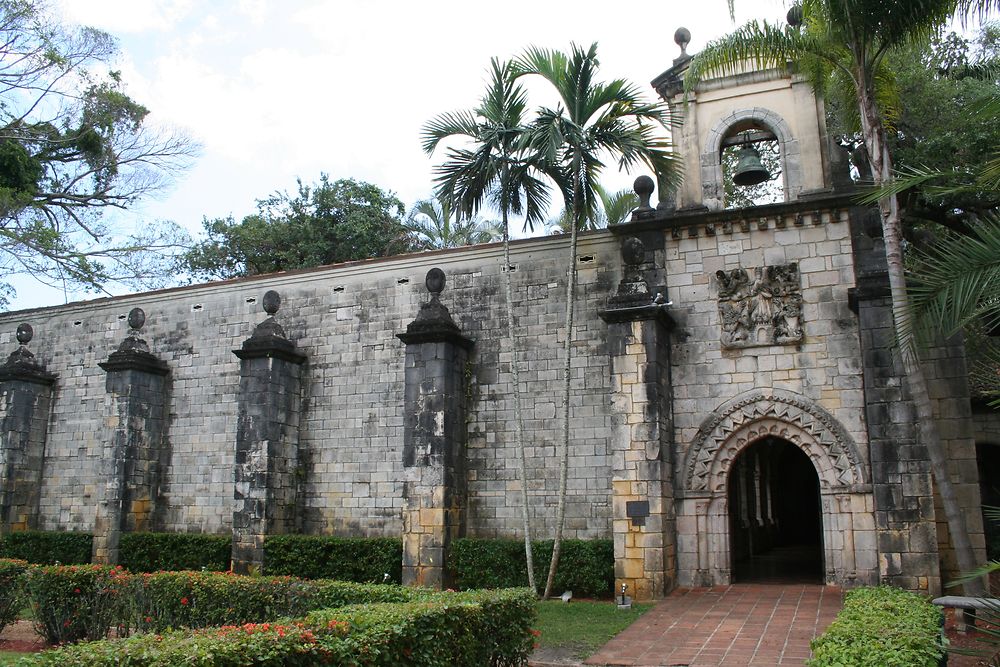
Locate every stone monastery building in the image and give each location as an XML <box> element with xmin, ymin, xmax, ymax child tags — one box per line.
<box><xmin>0</xmin><ymin>33</ymin><xmax>996</xmax><ymax>601</ymax></box>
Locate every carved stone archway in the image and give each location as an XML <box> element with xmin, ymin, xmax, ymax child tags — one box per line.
<box><xmin>700</xmin><ymin>108</ymin><xmax>803</xmax><ymax>210</ymax></box>
<box><xmin>676</xmin><ymin>390</ymin><xmax>875</xmax><ymax>587</ymax></box>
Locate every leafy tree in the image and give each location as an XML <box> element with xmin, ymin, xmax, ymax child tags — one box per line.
<box><xmin>692</xmin><ymin>0</ymin><xmax>996</xmax><ymax>595</ymax></box>
<box><xmin>514</xmin><ymin>42</ymin><xmax>680</xmax><ymax>599</ymax></box>
<box><xmin>423</xmin><ymin>58</ymin><xmax>554</xmax><ymax>593</ymax></box>
<box><xmin>545</xmin><ymin>184</ymin><xmax>641</xmax><ymax>233</ymax></box>
<box><xmin>405</xmin><ymin>197</ymin><xmax>500</xmax><ymax>249</ymax></box>
<box><xmin>837</xmin><ymin>25</ymin><xmax>1000</xmax><ymax>233</ymax></box>
<box><xmin>180</xmin><ymin>176</ymin><xmax>414</xmax><ymax>281</ymax></box>
<box><xmin>0</xmin><ymin>0</ymin><xmax>196</xmax><ymax>306</ymax></box>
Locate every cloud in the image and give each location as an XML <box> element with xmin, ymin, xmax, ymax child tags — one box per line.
<box><xmin>58</xmin><ymin>0</ymin><xmax>196</xmax><ymax>33</ymax></box>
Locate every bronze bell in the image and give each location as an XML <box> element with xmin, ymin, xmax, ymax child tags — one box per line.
<box><xmin>732</xmin><ymin>145</ymin><xmax>771</xmax><ymax>186</ymax></box>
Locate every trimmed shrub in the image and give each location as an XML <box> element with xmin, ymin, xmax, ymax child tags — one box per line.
<box><xmin>118</xmin><ymin>532</ymin><xmax>230</xmax><ymax>573</ymax></box>
<box><xmin>0</xmin><ymin>530</ymin><xmax>92</xmax><ymax>565</ymax></box>
<box><xmin>264</xmin><ymin>535</ymin><xmax>402</xmax><ymax>583</ymax></box>
<box><xmin>449</xmin><ymin>538</ymin><xmax>615</xmax><ymax>598</ymax></box>
<box><xmin>807</xmin><ymin>586</ymin><xmax>944</xmax><ymax>667</ymax></box>
<box><xmin>21</xmin><ymin>564</ymin><xmax>137</xmax><ymax>644</ymax></box>
<box><xmin>0</xmin><ymin>558</ymin><xmax>28</xmax><ymax>634</ymax></box>
<box><xmin>133</xmin><ymin>571</ymin><xmax>321</xmax><ymax>632</ymax></box>
<box><xmin>16</xmin><ymin>588</ymin><xmax>536</xmax><ymax>666</ymax></box>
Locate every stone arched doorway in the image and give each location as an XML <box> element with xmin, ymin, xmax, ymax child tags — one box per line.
<box><xmin>728</xmin><ymin>436</ymin><xmax>823</xmax><ymax>583</ymax></box>
<box><xmin>676</xmin><ymin>390</ymin><xmax>876</xmax><ymax>587</ymax></box>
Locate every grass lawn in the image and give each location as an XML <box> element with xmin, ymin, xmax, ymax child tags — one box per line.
<box><xmin>534</xmin><ymin>599</ymin><xmax>652</xmax><ymax>660</ymax></box>
<box><xmin>0</xmin><ymin>651</ymin><xmax>23</xmax><ymax>665</ymax></box>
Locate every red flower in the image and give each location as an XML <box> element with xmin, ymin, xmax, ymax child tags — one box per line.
<box><xmin>180</xmin><ymin>597</ymin><xmax>189</xmax><ymax>605</ymax></box>
<box><xmin>73</xmin><ymin>588</ymin><xmax>80</xmax><ymax>594</ymax></box>
<box><xmin>145</xmin><ymin>616</ymin><xmax>153</xmax><ymax>623</ymax></box>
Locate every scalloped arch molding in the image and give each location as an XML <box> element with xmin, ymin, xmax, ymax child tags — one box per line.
<box><xmin>684</xmin><ymin>389</ymin><xmax>866</xmax><ymax>492</ymax></box>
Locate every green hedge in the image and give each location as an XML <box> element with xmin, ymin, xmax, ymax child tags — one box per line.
<box><xmin>0</xmin><ymin>558</ymin><xmax>28</xmax><ymax>634</ymax></box>
<box><xmin>16</xmin><ymin>588</ymin><xmax>536</xmax><ymax>666</ymax></box>
<box><xmin>264</xmin><ymin>535</ymin><xmax>403</xmax><ymax>583</ymax></box>
<box><xmin>0</xmin><ymin>530</ymin><xmax>92</xmax><ymax>565</ymax></box>
<box><xmin>448</xmin><ymin>538</ymin><xmax>614</xmax><ymax>598</ymax></box>
<box><xmin>807</xmin><ymin>586</ymin><xmax>945</xmax><ymax>667</ymax></box>
<box><xmin>118</xmin><ymin>532</ymin><xmax>231</xmax><ymax>573</ymax></box>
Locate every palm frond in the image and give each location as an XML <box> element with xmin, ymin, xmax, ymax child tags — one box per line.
<box><xmin>420</xmin><ymin>110</ymin><xmax>480</xmax><ymax>155</ymax></box>
<box><xmin>906</xmin><ymin>215</ymin><xmax>1000</xmax><ymax>344</ymax></box>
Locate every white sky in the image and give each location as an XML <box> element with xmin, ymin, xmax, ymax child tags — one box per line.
<box><xmin>10</xmin><ymin>0</ymin><xmax>785</xmax><ymax>311</ymax></box>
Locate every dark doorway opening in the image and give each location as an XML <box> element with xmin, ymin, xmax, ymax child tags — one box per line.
<box><xmin>729</xmin><ymin>437</ymin><xmax>823</xmax><ymax>583</ymax></box>
<box><xmin>977</xmin><ymin>442</ymin><xmax>1000</xmax><ymax>561</ymax></box>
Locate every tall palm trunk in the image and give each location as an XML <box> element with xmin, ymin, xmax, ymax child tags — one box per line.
<box><xmin>502</xmin><ymin>165</ymin><xmax>536</xmax><ymax>594</ymax></box>
<box><xmin>544</xmin><ymin>156</ymin><xmax>582</xmax><ymax>600</ymax></box>
<box><xmin>855</xmin><ymin>70</ymin><xmax>985</xmax><ymax>597</ymax></box>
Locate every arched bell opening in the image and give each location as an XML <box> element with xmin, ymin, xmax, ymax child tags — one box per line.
<box><xmin>721</xmin><ymin>120</ymin><xmax>783</xmax><ymax>209</ymax></box>
<box><xmin>727</xmin><ymin>436</ymin><xmax>824</xmax><ymax>583</ymax></box>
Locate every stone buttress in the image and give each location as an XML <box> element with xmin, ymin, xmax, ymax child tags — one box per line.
<box><xmin>397</xmin><ymin>268</ymin><xmax>473</xmax><ymax>589</ymax></box>
<box><xmin>231</xmin><ymin>291</ymin><xmax>306</xmax><ymax>574</ymax></box>
<box><xmin>93</xmin><ymin>308</ymin><xmax>170</xmax><ymax>564</ymax></box>
<box><xmin>599</xmin><ymin>227</ymin><xmax>677</xmax><ymax>601</ymax></box>
<box><xmin>0</xmin><ymin>323</ymin><xmax>55</xmax><ymax>534</ymax></box>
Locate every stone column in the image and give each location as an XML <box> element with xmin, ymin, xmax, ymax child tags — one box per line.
<box><xmin>849</xmin><ymin>208</ymin><xmax>941</xmax><ymax>594</ymax></box>
<box><xmin>396</xmin><ymin>268</ymin><xmax>473</xmax><ymax>589</ymax></box>
<box><xmin>0</xmin><ymin>324</ymin><xmax>55</xmax><ymax>534</ymax></box>
<box><xmin>231</xmin><ymin>290</ymin><xmax>306</xmax><ymax>575</ymax></box>
<box><xmin>599</xmin><ymin>237</ymin><xmax>677</xmax><ymax>601</ymax></box>
<box><xmin>93</xmin><ymin>308</ymin><xmax>169</xmax><ymax>565</ymax></box>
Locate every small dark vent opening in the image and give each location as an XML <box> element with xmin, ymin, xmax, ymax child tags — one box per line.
<box><xmin>397</xmin><ymin>278</ymin><xmax>409</xmax><ymax>285</ymax></box>
<box><xmin>501</xmin><ymin>263</ymin><xmax>518</xmax><ymax>273</ymax></box>
<box><xmin>117</xmin><ymin>314</ymin><xmax>127</xmax><ymax>321</ymax></box>
<box><xmin>73</xmin><ymin>320</ymin><xmax>82</xmax><ymax>327</ymax></box>
<box><xmin>246</xmin><ymin>297</ymin><xmax>256</xmax><ymax>304</ymax></box>
<box><xmin>192</xmin><ymin>304</ymin><xmax>203</xmax><ymax>312</ymax></box>
<box><xmin>333</xmin><ymin>285</ymin><xmax>345</xmax><ymax>293</ymax></box>
<box><xmin>578</xmin><ymin>254</ymin><xmax>595</xmax><ymax>264</ymax></box>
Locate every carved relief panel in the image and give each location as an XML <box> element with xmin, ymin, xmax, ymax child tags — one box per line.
<box><xmin>716</xmin><ymin>263</ymin><xmax>802</xmax><ymax>348</ymax></box>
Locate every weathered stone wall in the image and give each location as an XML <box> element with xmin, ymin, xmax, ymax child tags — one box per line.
<box><xmin>0</xmin><ymin>234</ymin><xmax>619</xmax><ymax>541</ymax></box>
<box><xmin>0</xmin><ymin>194</ymin><xmax>987</xmax><ymax>595</ymax></box>
<box><xmin>973</xmin><ymin>407</ymin><xmax>1000</xmax><ymax>445</ymax></box>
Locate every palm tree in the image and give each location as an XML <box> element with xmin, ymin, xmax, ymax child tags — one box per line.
<box><xmin>689</xmin><ymin>0</ymin><xmax>994</xmax><ymax>595</ymax></box>
<box><xmin>405</xmin><ymin>197</ymin><xmax>500</xmax><ymax>249</ymax></box>
<box><xmin>422</xmin><ymin>58</ymin><xmax>552</xmax><ymax>594</ymax></box>
<box><xmin>514</xmin><ymin>42</ymin><xmax>681</xmax><ymax>599</ymax></box>
<box><xmin>544</xmin><ymin>184</ymin><xmax>640</xmax><ymax>234</ymax></box>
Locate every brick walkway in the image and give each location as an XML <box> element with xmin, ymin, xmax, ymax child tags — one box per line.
<box><xmin>584</xmin><ymin>584</ymin><xmax>842</xmax><ymax>667</ymax></box>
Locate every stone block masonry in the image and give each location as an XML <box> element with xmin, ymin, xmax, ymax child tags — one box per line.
<box><xmin>231</xmin><ymin>291</ymin><xmax>306</xmax><ymax>574</ymax></box>
<box><xmin>0</xmin><ymin>193</ymin><xmax>987</xmax><ymax>598</ymax></box>
<box><xmin>92</xmin><ymin>308</ymin><xmax>169</xmax><ymax>565</ymax></box>
<box><xmin>0</xmin><ymin>324</ymin><xmax>55</xmax><ymax>534</ymax></box>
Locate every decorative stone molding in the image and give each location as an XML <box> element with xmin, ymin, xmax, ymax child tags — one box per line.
<box><xmin>683</xmin><ymin>390</ymin><xmax>865</xmax><ymax>493</ymax></box>
<box><xmin>716</xmin><ymin>263</ymin><xmax>802</xmax><ymax>348</ymax></box>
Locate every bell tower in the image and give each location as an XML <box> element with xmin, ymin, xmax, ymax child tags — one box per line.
<box><xmin>651</xmin><ymin>24</ymin><xmax>841</xmax><ymax>211</ymax></box>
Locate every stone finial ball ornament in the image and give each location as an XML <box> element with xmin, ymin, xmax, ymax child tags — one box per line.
<box><xmin>127</xmin><ymin>308</ymin><xmax>145</xmax><ymax>331</ymax></box>
<box><xmin>425</xmin><ymin>267</ymin><xmax>446</xmax><ymax>295</ymax></box>
<box><xmin>15</xmin><ymin>322</ymin><xmax>32</xmax><ymax>344</ymax></box>
<box><xmin>634</xmin><ymin>175</ymin><xmax>655</xmax><ymax>199</ymax></box>
<box><xmin>787</xmin><ymin>4</ymin><xmax>803</xmax><ymax>26</ymax></box>
<box><xmin>674</xmin><ymin>27</ymin><xmax>691</xmax><ymax>49</ymax></box>
<box><xmin>622</xmin><ymin>237</ymin><xmax>645</xmax><ymax>266</ymax></box>
<box><xmin>263</xmin><ymin>290</ymin><xmax>281</xmax><ymax>315</ymax></box>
